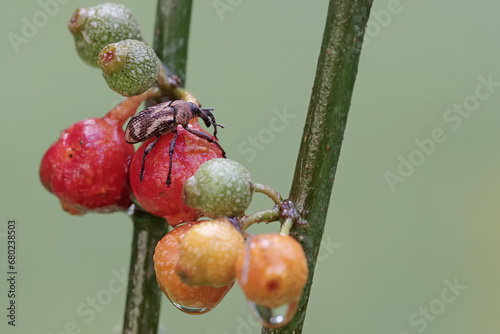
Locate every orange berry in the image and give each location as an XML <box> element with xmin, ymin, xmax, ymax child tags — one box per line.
<box><xmin>176</xmin><ymin>219</ymin><xmax>245</xmax><ymax>287</ymax></box>
<box><xmin>236</xmin><ymin>233</ymin><xmax>308</xmax><ymax>309</ymax></box>
<box><xmin>154</xmin><ymin>222</ymin><xmax>233</xmax><ymax>314</ymax></box>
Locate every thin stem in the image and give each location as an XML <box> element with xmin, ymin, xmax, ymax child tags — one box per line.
<box><xmin>177</xmin><ymin>88</ymin><xmax>199</xmax><ymax>105</ymax></box>
<box><xmin>156</xmin><ymin>65</ymin><xmax>179</xmax><ymax>97</ymax></box>
<box><xmin>240</xmin><ymin>208</ymin><xmax>280</xmax><ymax>232</ymax></box>
<box><xmin>104</xmin><ymin>87</ymin><xmax>160</xmax><ymax>126</ymax></box>
<box><xmin>261</xmin><ymin>0</ymin><xmax>373</xmax><ymax>333</ymax></box>
<box><xmin>279</xmin><ymin>218</ymin><xmax>294</xmax><ymax>236</ymax></box>
<box><xmin>253</xmin><ymin>183</ymin><xmax>283</xmax><ymax>205</ymax></box>
<box><xmin>122</xmin><ymin>206</ymin><xmax>168</xmax><ymax>334</ymax></box>
<box><xmin>156</xmin><ymin>65</ymin><xmax>200</xmax><ymax>104</ymax></box>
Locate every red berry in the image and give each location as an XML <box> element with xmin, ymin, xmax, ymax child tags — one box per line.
<box><xmin>236</xmin><ymin>233</ymin><xmax>308</xmax><ymax>309</ymax></box>
<box><xmin>40</xmin><ymin>117</ymin><xmax>134</xmax><ymax>215</ymax></box>
<box><xmin>154</xmin><ymin>221</ymin><xmax>233</xmax><ymax>313</ymax></box>
<box><xmin>129</xmin><ymin>119</ymin><xmax>223</xmax><ymax>226</ymax></box>
<box><xmin>39</xmin><ymin>94</ymin><xmax>151</xmax><ymax>215</ymax></box>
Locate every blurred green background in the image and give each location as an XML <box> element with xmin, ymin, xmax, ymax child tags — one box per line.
<box><xmin>1</xmin><ymin>0</ymin><xmax>499</xmax><ymax>333</ymax></box>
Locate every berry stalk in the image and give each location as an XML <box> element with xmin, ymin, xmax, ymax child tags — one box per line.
<box><xmin>253</xmin><ymin>183</ymin><xmax>283</xmax><ymax>205</ymax></box>
<box><xmin>240</xmin><ymin>208</ymin><xmax>280</xmax><ymax>232</ymax></box>
<box><xmin>156</xmin><ymin>66</ymin><xmax>200</xmax><ymax>105</ymax></box>
<box><xmin>262</xmin><ymin>0</ymin><xmax>374</xmax><ymax>333</ymax></box>
<box><xmin>279</xmin><ymin>218</ymin><xmax>294</xmax><ymax>236</ymax></box>
<box><xmin>104</xmin><ymin>87</ymin><xmax>161</xmax><ymax>126</ymax></box>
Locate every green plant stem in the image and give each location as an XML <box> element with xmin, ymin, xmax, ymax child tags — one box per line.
<box><xmin>253</xmin><ymin>183</ymin><xmax>284</xmax><ymax>205</ymax></box>
<box><xmin>153</xmin><ymin>0</ymin><xmax>193</xmax><ymax>85</ymax></box>
<box><xmin>240</xmin><ymin>208</ymin><xmax>280</xmax><ymax>232</ymax></box>
<box><xmin>261</xmin><ymin>0</ymin><xmax>373</xmax><ymax>333</ymax></box>
<box><xmin>279</xmin><ymin>218</ymin><xmax>294</xmax><ymax>236</ymax></box>
<box><xmin>156</xmin><ymin>65</ymin><xmax>200</xmax><ymax>105</ymax></box>
<box><xmin>122</xmin><ymin>1</ymin><xmax>194</xmax><ymax>333</ymax></box>
<box><xmin>122</xmin><ymin>207</ymin><xmax>168</xmax><ymax>334</ymax></box>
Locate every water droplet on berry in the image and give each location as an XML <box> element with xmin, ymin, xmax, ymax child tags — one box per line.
<box><xmin>248</xmin><ymin>300</ymin><xmax>299</xmax><ymax>328</ymax></box>
<box><xmin>126</xmin><ymin>204</ymin><xmax>135</xmax><ymax>216</ymax></box>
<box><xmin>170</xmin><ymin>301</ymin><xmax>212</xmax><ymax>315</ymax></box>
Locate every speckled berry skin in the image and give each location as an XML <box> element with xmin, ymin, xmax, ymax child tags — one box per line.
<box><xmin>154</xmin><ymin>221</ymin><xmax>233</xmax><ymax>313</ymax></box>
<box><xmin>98</xmin><ymin>39</ymin><xmax>159</xmax><ymax>96</ymax></box>
<box><xmin>183</xmin><ymin>158</ymin><xmax>253</xmax><ymax>218</ymax></box>
<box><xmin>130</xmin><ymin>119</ymin><xmax>223</xmax><ymax>226</ymax></box>
<box><xmin>176</xmin><ymin>219</ymin><xmax>245</xmax><ymax>287</ymax></box>
<box><xmin>40</xmin><ymin>117</ymin><xmax>134</xmax><ymax>215</ymax></box>
<box><xmin>68</xmin><ymin>3</ymin><xmax>143</xmax><ymax>67</ymax></box>
<box><xmin>236</xmin><ymin>233</ymin><xmax>308</xmax><ymax>309</ymax></box>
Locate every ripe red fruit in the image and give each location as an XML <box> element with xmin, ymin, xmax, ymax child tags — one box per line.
<box><xmin>40</xmin><ymin>94</ymin><xmax>149</xmax><ymax>215</ymax></box>
<box><xmin>236</xmin><ymin>233</ymin><xmax>308</xmax><ymax>309</ymax></box>
<box><xmin>154</xmin><ymin>221</ymin><xmax>233</xmax><ymax>313</ymax></box>
<box><xmin>129</xmin><ymin>119</ymin><xmax>224</xmax><ymax>226</ymax></box>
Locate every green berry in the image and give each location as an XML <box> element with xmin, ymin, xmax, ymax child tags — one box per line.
<box><xmin>68</xmin><ymin>3</ymin><xmax>142</xmax><ymax>67</ymax></box>
<box><xmin>182</xmin><ymin>158</ymin><xmax>253</xmax><ymax>218</ymax></box>
<box><xmin>98</xmin><ymin>39</ymin><xmax>159</xmax><ymax>96</ymax></box>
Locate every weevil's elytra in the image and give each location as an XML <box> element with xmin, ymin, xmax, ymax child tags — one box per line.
<box><xmin>124</xmin><ymin>100</ymin><xmax>226</xmax><ymax>186</ymax></box>
<box><xmin>124</xmin><ymin>101</ymin><xmax>176</xmax><ymax>144</ymax></box>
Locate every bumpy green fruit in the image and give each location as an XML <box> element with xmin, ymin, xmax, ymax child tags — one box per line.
<box><xmin>68</xmin><ymin>3</ymin><xmax>142</xmax><ymax>67</ymax></box>
<box><xmin>183</xmin><ymin>159</ymin><xmax>253</xmax><ymax>218</ymax></box>
<box><xmin>98</xmin><ymin>39</ymin><xmax>160</xmax><ymax>96</ymax></box>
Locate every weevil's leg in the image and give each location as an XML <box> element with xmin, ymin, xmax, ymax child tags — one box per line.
<box><xmin>184</xmin><ymin>127</ymin><xmax>226</xmax><ymax>158</ymax></box>
<box><xmin>140</xmin><ymin>136</ymin><xmax>160</xmax><ymax>182</ymax></box>
<box><xmin>166</xmin><ymin>130</ymin><xmax>179</xmax><ymax>187</ymax></box>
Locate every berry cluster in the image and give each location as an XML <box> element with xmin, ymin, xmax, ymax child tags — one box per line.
<box><xmin>39</xmin><ymin>3</ymin><xmax>309</xmax><ymax>329</ymax></box>
<box><xmin>153</xmin><ymin>159</ymin><xmax>308</xmax><ymax>327</ymax></box>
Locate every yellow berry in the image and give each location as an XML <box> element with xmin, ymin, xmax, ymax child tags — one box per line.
<box><xmin>176</xmin><ymin>218</ymin><xmax>245</xmax><ymax>287</ymax></box>
<box><xmin>154</xmin><ymin>222</ymin><xmax>233</xmax><ymax>314</ymax></box>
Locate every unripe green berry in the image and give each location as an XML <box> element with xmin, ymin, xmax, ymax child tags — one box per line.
<box><xmin>183</xmin><ymin>158</ymin><xmax>253</xmax><ymax>218</ymax></box>
<box><xmin>98</xmin><ymin>39</ymin><xmax>159</xmax><ymax>96</ymax></box>
<box><xmin>68</xmin><ymin>3</ymin><xmax>142</xmax><ymax>67</ymax></box>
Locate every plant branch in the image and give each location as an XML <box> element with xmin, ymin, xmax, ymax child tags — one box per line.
<box><xmin>262</xmin><ymin>0</ymin><xmax>373</xmax><ymax>333</ymax></box>
<box><xmin>122</xmin><ymin>207</ymin><xmax>168</xmax><ymax>334</ymax></box>
<box><xmin>152</xmin><ymin>0</ymin><xmax>193</xmax><ymax>85</ymax></box>
<box><xmin>122</xmin><ymin>1</ymin><xmax>194</xmax><ymax>333</ymax></box>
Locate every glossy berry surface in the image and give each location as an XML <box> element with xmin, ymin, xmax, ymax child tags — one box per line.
<box><xmin>154</xmin><ymin>222</ymin><xmax>233</xmax><ymax>313</ymax></box>
<box><xmin>236</xmin><ymin>233</ymin><xmax>308</xmax><ymax>309</ymax></box>
<box><xmin>183</xmin><ymin>158</ymin><xmax>253</xmax><ymax>218</ymax></box>
<box><xmin>68</xmin><ymin>3</ymin><xmax>142</xmax><ymax>67</ymax></box>
<box><xmin>40</xmin><ymin>116</ymin><xmax>134</xmax><ymax>215</ymax></box>
<box><xmin>129</xmin><ymin>119</ymin><xmax>224</xmax><ymax>226</ymax></box>
<box><xmin>98</xmin><ymin>39</ymin><xmax>159</xmax><ymax>96</ymax></box>
<box><xmin>176</xmin><ymin>218</ymin><xmax>245</xmax><ymax>287</ymax></box>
